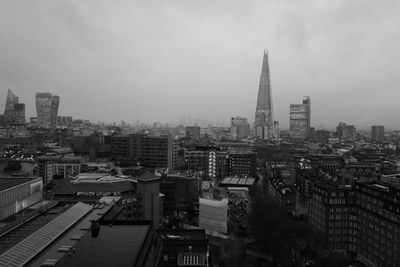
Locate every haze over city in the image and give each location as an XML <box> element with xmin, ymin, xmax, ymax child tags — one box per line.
<box><xmin>1</xmin><ymin>0</ymin><xmax>400</xmax><ymax>129</ymax></box>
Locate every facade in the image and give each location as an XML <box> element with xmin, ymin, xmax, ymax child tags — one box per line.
<box><xmin>160</xmin><ymin>174</ymin><xmax>200</xmax><ymax>216</ymax></box>
<box><xmin>290</xmin><ymin>96</ymin><xmax>311</xmax><ymax>139</ymax></box>
<box><xmin>13</xmin><ymin>103</ymin><xmax>26</xmax><ymax>125</ymax></box>
<box><xmin>309</xmin><ymin>181</ymin><xmax>400</xmax><ymax>267</ymax></box>
<box><xmin>156</xmin><ymin>229</ymin><xmax>210</xmax><ymax>267</ymax></box>
<box><xmin>185</xmin><ymin>149</ymin><xmax>228</xmax><ymax>179</ymax></box>
<box><xmin>185</xmin><ymin>126</ymin><xmax>201</xmax><ymax>139</ymax></box>
<box><xmin>3</xmin><ymin>89</ymin><xmax>19</xmax><ymax>125</ymax></box>
<box><xmin>137</xmin><ymin>175</ymin><xmax>161</xmax><ymax>229</ymax></box>
<box><xmin>35</xmin><ymin>92</ymin><xmax>60</xmax><ymax>128</ymax></box>
<box><xmin>72</xmin><ymin>133</ymin><xmax>112</xmax><ymax>162</ymax></box>
<box><xmin>111</xmin><ymin>134</ymin><xmax>175</xmax><ymax>169</ymax></box>
<box><xmin>355</xmin><ymin>182</ymin><xmax>400</xmax><ymax>267</ymax></box>
<box><xmin>227</xmin><ymin>149</ymin><xmax>257</xmax><ymax>177</ymax></box>
<box><xmin>4</xmin><ymin>89</ymin><xmax>19</xmax><ymax>115</ymax></box>
<box><xmin>185</xmin><ymin>147</ymin><xmax>256</xmax><ymax>180</ymax></box>
<box><xmin>0</xmin><ymin>177</ymin><xmax>43</xmax><ymax>220</ymax></box>
<box><xmin>52</xmin><ymin>157</ymin><xmax>83</xmax><ymax>179</ymax></box>
<box><xmin>337</xmin><ymin>122</ymin><xmax>356</xmax><ymax>139</ymax></box>
<box><xmin>37</xmin><ymin>155</ymin><xmax>83</xmax><ymax>184</ymax></box>
<box><xmin>3</xmin><ymin>89</ymin><xmax>25</xmax><ymax>126</ymax></box>
<box><xmin>254</xmin><ymin>51</ymin><xmax>277</xmax><ymax>139</ymax></box>
<box><xmin>230</xmin><ymin>117</ymin><xmax>250</xmax><ymax>140</ymax></box>
<box><xmin>199</xmin><ymin>197</ymin><xmax>228</xmax><ymax>234</ymax></box>
<box><xmin>371</xmin><ymin>125</ymin><xmax>384</xmax><ymax>143</ymax></box>
<box><xmin>57</xmin><ymin>116</ymin><xmax>73</xmax><ymax>128</ymax></box>
<box><xmin>309</xmin><ymin>183</ymin><xmax>357</xmax><ymax>252</ymax></box>
<box><xmin>0</xmin><ymin>136</ymin><xmax>38</xmax><ymax>153</ymax></box>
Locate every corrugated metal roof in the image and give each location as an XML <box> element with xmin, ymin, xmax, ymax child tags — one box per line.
<box><xmin>0</xmin><ymin>202</ymin><xmax>92</xmax><ymax>267</ymax></box>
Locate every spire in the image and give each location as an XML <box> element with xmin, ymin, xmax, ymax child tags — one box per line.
<box><xmin>256</xmin><ymin>50</ymin><xmax>272</xmax><ymax>111</ymax></box>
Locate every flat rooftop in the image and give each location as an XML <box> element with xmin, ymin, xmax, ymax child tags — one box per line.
<box><xmin>0</xmin><ymin>177</ymin><xmax>40</xmax><ymax>192</ymax></box>
<box><xmin>56</xmin><ymin>224</ymin><xmax>151</xmax><ymax>267</ymax></box>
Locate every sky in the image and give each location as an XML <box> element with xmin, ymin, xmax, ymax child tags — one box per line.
<box><xmin>0</xmin><ymin>0</ymin><xmax>400</xmax><ymax>129</ymax></box>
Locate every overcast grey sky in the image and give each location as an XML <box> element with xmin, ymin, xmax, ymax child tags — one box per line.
<box><xmin>1</xmin><ymin>0</ymin><xmax>399</xmax><ymax>129</ymax></box>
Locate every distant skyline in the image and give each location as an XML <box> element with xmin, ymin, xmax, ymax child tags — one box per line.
<box><xmin>1</xmin><ymin>1</ymin><xmax>400</xmax><ymax>129</ymax></box>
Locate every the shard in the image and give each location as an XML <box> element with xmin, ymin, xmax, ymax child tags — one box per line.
<box><xmin>254</xmin><ymin>50</ymin><xmax>277</xmax><ymax>139</ymax></box>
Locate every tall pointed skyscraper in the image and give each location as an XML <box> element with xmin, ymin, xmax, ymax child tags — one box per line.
<box><xmin>4</xmin><ymin>89</ymin><xmax>19</xmax><ymax>113</ymax></box>
<box><xmin>4</xmin><ymin>89</ymin><xmax>20</xmax><ymax>125</ymax></box>
<box><xmin>254</xmin><ymin>51</ymin><xmax>277</xmax><ymax>139</ymax></box>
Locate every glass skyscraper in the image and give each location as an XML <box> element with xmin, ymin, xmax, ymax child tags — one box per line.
<box><xmin>4</xmin><ymin>89</ymin><xmax>19</xmax><ymax>125</ymax></box>
<box><xmin>254</xmin><ymin>51</ymin><xmax>278</xmax><ymax>139</ymax></box>
<box><xmin>35</xmin><ymin>92</ymin><xmax>60</xmax><ymax>128</ymax></box>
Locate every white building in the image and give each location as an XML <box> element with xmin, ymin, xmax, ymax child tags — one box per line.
<box><xmin>199</xmin><ymin>197</ymin><xmax>228</xmax><ymax>234</ymax></box>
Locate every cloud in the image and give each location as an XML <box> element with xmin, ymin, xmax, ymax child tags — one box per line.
<box><xmin>0</xmin><ymin>0</ymin><xmax>399</xmax><ymax>128</ymax></box>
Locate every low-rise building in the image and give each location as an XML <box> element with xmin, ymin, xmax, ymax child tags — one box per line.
<box><xmin>0</xmin><ymin>177</ymin><xmax>43</xmax><ymax>220</ymax></box>
<box><xmin>37</xmin><ymin>154</ymin><xmax>83</xmax><ymax>184</ymax></box>
<box><xmin>111</xmin><ymin>134</ymin><xmax>176</xmax><ymax>169</ymax></box>
<box><xmin>199</xmin><ymin>197</ymin><xmax>228</xmax><ymax>234</ymax></box>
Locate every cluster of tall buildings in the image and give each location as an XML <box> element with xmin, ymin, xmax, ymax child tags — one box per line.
<box><xmin>0</xmin><ymin>89</ymin><xmax>61</xmax><ymax>128</ymax></box>
<box><xmin>2</xmin><ymin>89</ymin><xmax>25</xmax><ymax>126</ymax></box>
<box><xmin>253</xmin><ymin>52</ymin><xmax>386</xmax><ymax>142</ymax></box>
<box><xmin>254</xmin><ymin>51</ymin><xmax>311</xmax><ymax>140</ymax></box>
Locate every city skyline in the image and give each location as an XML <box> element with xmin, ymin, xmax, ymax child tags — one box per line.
<box><xmin>0</xmin><ymin>88</ymin><xmax>397</xmax><ymax>131</ymax></box>
<box><xmin>1</xmin><ymin>1</ymin><xmax>400</xmax><ymax>129</ymax></box>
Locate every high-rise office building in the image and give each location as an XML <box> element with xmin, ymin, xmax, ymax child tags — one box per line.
<box><xmin>254</xmin><ymin>51</ymin><xmax>277</xmax><ymax>139</ymax></box>
<box><xmin>371</xmin><ymin>125</ymin><xmax>384</xmax><ymax>143</ymax></box>
<box><xmin>4</xmin><ymin>89</ymin><xmax>19</xmax><ymax>114</ymax></box>
<box><xmin>35</xmin><ymin>92</ymin><xmax>60</xmax><ymax>128</ymax></box>
<box><xmin>50</xmin><ymin>95</ymin><xmax>60</xmax><ymax>128</ymax></box>
<box><xmin>3</xmin><ymin>89</ymin><xmax>20</xmax><ymax>125</ymax></box>
<box><xmin>289</xmin><ymin>96</ymin><xmax>311</xmax><ymax>138</ymax></box>
<box><xmin>230</xmin><ymin>117</ymin><xmax>250</xmax><ymax>140</ymax></box>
